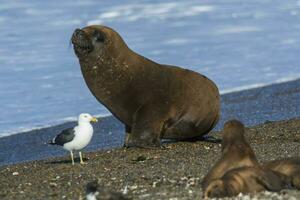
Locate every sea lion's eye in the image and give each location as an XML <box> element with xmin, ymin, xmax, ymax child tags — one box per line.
<box><xmin>93</xmin><ymin>30</ymin><xmax>105</xmax><ymax>43</ymax></box>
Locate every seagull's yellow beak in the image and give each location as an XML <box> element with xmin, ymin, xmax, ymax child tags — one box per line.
<box><xmin>91</xmin><ymin>117</ymin><xmax>98</xmax><ymax>123</ymax></box>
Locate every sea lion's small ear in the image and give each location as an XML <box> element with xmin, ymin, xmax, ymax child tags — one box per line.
<box><xmin>93</xmin><ymin>30</ymin><xmax>105</xmax><ymax>43</ymax></box>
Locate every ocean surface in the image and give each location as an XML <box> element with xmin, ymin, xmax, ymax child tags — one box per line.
<box><xmin>0</xmin><ymin>0</ymin><xmax>300</xmax><ymax>137</ymax></box>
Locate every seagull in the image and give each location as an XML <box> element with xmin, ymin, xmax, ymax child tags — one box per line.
<box><xmin>49</xmin><ymin>113</ymin><xmax>98</xmax><ymax>165</ymax></box>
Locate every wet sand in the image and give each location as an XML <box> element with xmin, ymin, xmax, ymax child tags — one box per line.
<box><xmin>0</xmin><ymin>117</ymin><xmax>300</xmax><ymax>199</ymax></box>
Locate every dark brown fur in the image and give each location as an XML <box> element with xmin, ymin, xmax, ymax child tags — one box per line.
<box><xmin>202</xmin><ymin>120</ymin><xmax>259</xmax><ymax>188</ymax></box>
<box><xmin>263</xmin><ymin>157</ymin><xmax>300</xmax><ymax>189</ymax></box>
<box><xmin>71</xmin><ymin>25</ymin><xmax>220</xmax><ymax>147</ymax></box>
<box><xmin>204</xmin><ymin>166</ymin><xmax>290</xmax><ymax>198</ymax></box>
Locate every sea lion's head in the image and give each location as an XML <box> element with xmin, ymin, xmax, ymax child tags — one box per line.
<box><xmin>221</xmin><ymin>119</ymin><xmax>246</xmax><ymax>151</ymax></box>
<box><xmin>222</xmin><ymin>120</ymin><xmax>245</xmax><ymax>141</ymax></box>
<box><xmin>71</xmin><ymin>25</ymin><xmax>127</xmax><ymax>60</ymax></box>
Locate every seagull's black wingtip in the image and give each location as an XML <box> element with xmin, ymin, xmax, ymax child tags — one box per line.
<box><xmin>46</xmin><ymin>138</ymin><xmax>56</xmax><ymax>145</ymax></box>
<box><xmin>48</xmin><ymin>141</ymin><xmax>56</xmax><ymax>145</ymax></box>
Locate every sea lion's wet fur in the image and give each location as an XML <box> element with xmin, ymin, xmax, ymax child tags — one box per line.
<box><xmin>72</xmin><ymin>25</ymin><xmax>220</xmax><ymax>147</ymax></box>
<box><xmin>204</xmin><ymin>166</ymin><xmax>290</xmax><ymax>198</ymax></box>
<box><xmin>263</xmin><ymin>157</ymin><xmax>300</xmax><ymax>189</ymax></box>
<box><xmin>202</xmin><ymin>120</ymin><xmax>259</xmax><ymax>188</ymax></box>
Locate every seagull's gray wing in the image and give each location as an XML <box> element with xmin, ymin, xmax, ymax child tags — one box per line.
<box><xmin>50</xmin><ymin>128</ymin><xmax>75</xmax><ymax>146</ymax></box>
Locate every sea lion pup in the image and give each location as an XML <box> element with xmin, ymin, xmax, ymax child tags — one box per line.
<box><xmin>71</xmin><ymin>25</ymin><xmax>220</xmax><ymax>148</ymax></box>
<box><xmin>203</xmin><ymin>166</ymin><xmax>290</xmax><ymax>198</ymax></box>
<box><xmin>202</xmin><ymin>120</ymin><xmax>259</xmax><ymax>188</ymax></box>
<box><xmin>263</xmin><ymin>157</ymin><xmax>300</xmax><ymax>189</ymax></box>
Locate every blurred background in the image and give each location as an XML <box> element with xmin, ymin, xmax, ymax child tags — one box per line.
<box><xmin>0</xmin><ymin>0</ymin><xmax>300</xmax><ymax>137</ymax></box>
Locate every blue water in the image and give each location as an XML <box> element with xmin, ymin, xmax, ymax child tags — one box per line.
<box><xmin>0</xmin><ymin>0</ymin><xmax>300</xmax><ymax>137</ymax></box>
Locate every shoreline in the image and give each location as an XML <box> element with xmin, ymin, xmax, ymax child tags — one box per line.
<box><xmin>1</xmin><ymin>77</ymin><xmax>300</xmax><ymax>139</ymax></box>
<box><xmin>0</xmin><ymin>78</ymin><xmax>299</xmax><ymax>166</ymax></box>
<box><xmin>0</xmin><ymin>113</ymin><xmax>112</xmax><ymax>139</ymax></box>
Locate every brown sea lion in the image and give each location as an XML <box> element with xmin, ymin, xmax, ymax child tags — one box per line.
<box><xmin>202</xmin><ymin>120</ymin><xmax>259</xmax><ymax>188</ymax></box>
<box><xmin>263</xmin><ymin>157</ymin><xmax>300</xmax><ymax>189</ymax></box>
<box><xmin>71</xmin><ymin>25</ymin><xmax>220</xmax><ymax>147</ymax></box>
<box><xmin>203</xmin><ymin>166</ymin><xmax>290</xmax><ymax>198</ymax></box>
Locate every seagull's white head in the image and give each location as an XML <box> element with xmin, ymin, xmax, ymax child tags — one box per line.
<box><xmin>78</xmin><ymin>113</ymin><xmax>98</xmax><ymax>124</ymax></box>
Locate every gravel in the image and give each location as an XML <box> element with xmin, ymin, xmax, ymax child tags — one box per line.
<box><xmin>1</xmin><ymin>118</ymin><xmax>300</xmax><ymax>199</ymax></box>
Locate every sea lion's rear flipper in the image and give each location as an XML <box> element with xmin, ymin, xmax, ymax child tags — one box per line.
<box><xmin>200</xmin><ymin>135</ymin><xmax>222</xmax><ymax>143</ymax></box>
<box><xmin>172</xmin><ymin>134</ymin><xmax>221</xmax><ymax>143</ymax></box>
<box><xmin>255</xmin><ymin>176</ymin><xmax>281</xmax><ymax>191</ymax></box>
<box><xmin>255</xmin><ymin>172</ymin><xmax>290</xmax><ymax>191</ymax></box>
<box><xmin>195</xmin><ymin>114</ymin><xmax>220</xmax><ymax>143</ymax></box>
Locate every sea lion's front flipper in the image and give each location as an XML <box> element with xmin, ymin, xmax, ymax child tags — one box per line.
<box><xmin>124</xmin><ymin>103</ymin><xmax>170</xmax><ymax>148</ymax></box>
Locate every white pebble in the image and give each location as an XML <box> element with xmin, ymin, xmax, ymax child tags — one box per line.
<box><xmin>204</xmin><ymin>146</ymin><xmax>210</xmax><ymax>150</ymax></box>
<box><xmin>128</xmin><ymin>185</ymin><xmax>138</xmax><ymax>190</ymax></box>
<box><xmin>122</xmin><ymin>185</ymin><xmax>128</xmax><ymax>195</ymax></box>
